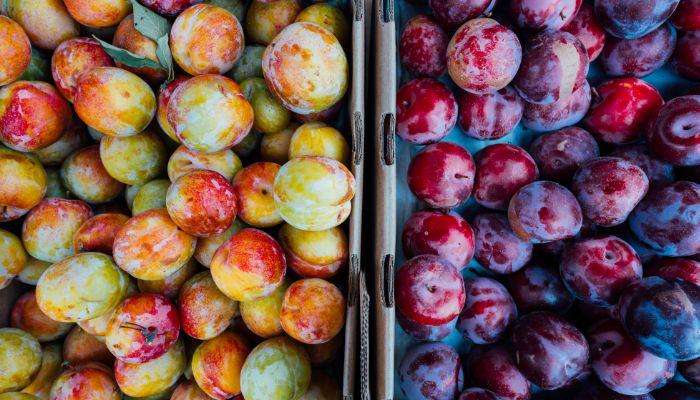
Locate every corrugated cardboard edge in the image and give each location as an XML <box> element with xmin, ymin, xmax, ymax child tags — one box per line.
<box><xmin>344</xmin><ymin>0</ymin><xmax>369</xmax><ymax>397</ymax></box>
<box><xmin>372</xmin><ymin>0</ymin><xmax>396</xmax><ymax>397</ymax></box>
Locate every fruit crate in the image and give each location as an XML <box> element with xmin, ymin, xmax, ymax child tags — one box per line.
<box><xmin>0</xmin><ymin>0</ymin><xmax>371</xmax><ymax>398</ymax></box>
<box><xmin>371</xmin><ymin>1</ymin><xmax>698</xmax><ymax>399</ymax></box>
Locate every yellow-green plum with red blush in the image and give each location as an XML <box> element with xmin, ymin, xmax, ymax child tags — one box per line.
<box><xmin>73</xmin><ymin>213</ymin><xmax>129</xmax><ymax>255</ymax></box>
<box><xmin>193</xmin><ymin>219</ymin><xmax>247</xmax><ymax>267</ymax></box>
<box><xmin>74</xmin><ymin>67</ymin><xmax>156</xmax><ymax>137</ymax></box>
<box><xmin>261</xmin><ymin>123</ymin><xmax>297</xmax><ymax>164</ymax></box>
<box><xmin>278</xmin><ymin>224</ymin><xmax>348</xmax><ymax>278</ymax></box>
<box><xmin>0</xmin><ymin>81</ymin><xmax>71</xmax><ymax>152</ymax></box>
<box><xmin>16</xmin><ymin>257</ymin><xmax>50</xmax><ymax>286</ymax></box>
<box><xmin>192</xmin><ymin>332</ymin><xmax>250</xmax><ymax>400</ymax></box>
<box><xmin>49</xmin><ymin>362</ymin><xmax>120</xmax><ymax>400</ymax></box>
<box><xmin>166</xmin><ymin>170</ymin><xmax>238</xmax><ymax>237</ymax></box>
<box><xmin>210</xmin><ymin>228</ymin><xmax>286</xmax><ymax>301</ymax></box>
<box><xmin>168</xmin><ymin>145</ymin><xmax>242</xmax><ymax>182</ymax></box>
<box><xmin>295</xmin><ymin>3</ymin><xmax>349</xmax><ymax>47</ymax></box>
<box><xmin>62</xmin><ymin>325</ymin><xmax>114</xmax><ymax>365</ymax></box>
<box><xmin>170</xmin><ymin>379</ymin><xmax>211</xmax><ymax>400</ymax></box>
<box><xmin>280</xmin><ymin>278</ymin><xmax>345</xmax><ymax>344</ymax></box>
<box><xmin>232</xmin><ymin>162</ymin><xmax>282</xmax><ymax>227</ymax></box>
<box><xmin>137</xmin><ymin>258</ymin><xmax>198</xmax><ymax>299</ymax></box>
<box><xmin>178</xmin><ymin>271</ymin><xmax>238</xmax><ymax>340</ymax></box>
<box><xmin>289</xmin><ymin>122</ymin><xmax>350</xmax><ymax>164</ymax></box>
<box><xmin>114</xmin><ymin>340</ymin><xmax>185</xmax><ymax>398</ymax></box>
<box><xmin>156</xmin><ymin>76</ymin><xmax>190</xmax><ymax>143</ymax></box>
<box><xmin>262</xmin><ymin>22</ymin><xmax>348</xmax><ymax>114</ymax></box>
<box><xmin>0</xmin><ymin>16</ymin><xmax>31</xmax><ymax>86</ymax></box>
<box><xmin>99</xmin><ymin>129</ymin><xmax>167</xmax><ymax>186</ymax></box>
<box><xmin>4</xmin><ymin>0</ymin><xmax>79</xmax><ymax>50</ymax></box>
<box><xmin>170</xmin><ymin>4</ymin><xmax>245</xmax><ymax>76</ymax></box>
<box><xmin>0</xmin><ymin>328</ymin><xmax>42</xmax><ymax>393</ymax></box>
<box><xmin>132</xmin><ymin>179</ymin><xmax>170</xmax><ymax>216</ymax></box>
<box><xmin>77</xmin><ymin>280</ymin><xmax>138</xmax><ymax>338</ymax></box>
<box><xmin>0</xmin><ymin>228</ymin><xmax>27</xmax><ymax>290</ymax></box>
<box><xmin>0</xmin><ymin>147</ymin><xmax>47</xmax><ymax>216</ymax></box>
<box><xmin>113</xmin><ymin>209</ymin><xmax>197</xmax><ymax>281</ymax></box>
<box><xmin>36</xmin><ymin>252</ymin><xmax>129</xmax><ymax>322</ymax></box>
<box><xmin>11</xmin><ymin>290</ymin><xmax>72</xmax><ymax>342</ymax></box>
<box><xmin>63</xmin><ymin>0</ymin><xmax>131</xmax><ymax>28</ymax></box>
<box><xmin>166</xmin><ymin>74</ymin><xmax>253</xmax><ymax>153</ymax></box>
<box><xmin>239</xmin><ymin>279</ymin><xmax>290</xmax><ymax>338</ymax></box>
<box><xmin>20</xmin><ymin>342</ymin><xmax>62</xmax><ymax>399</ymax></box>
<box><xmin>50</xmin><ymin>37</ymin><xmax>114</xmax><ymax>102</ymax></box>
<box><xmin>246</xmin><ymin>0</ymin><xmax>301</xmax><ymax>45</ymax></box>
<box><xmin>112</xmin><ymin>14</ymin><xmax>166</xmax><ymax>82</ymax></box>
<box><xmin>32</xmin><ymin>119</ymin><xmax>89</xmax><ymax>166</ymax></box>
<box><xmin>21</xmin><ymin>198</ymin><xmax>93</xmax><ymax>263</ymax></box>
<box><xmin>61</xmin><ymin>145</ymin><xmax>124</xmax><ymax>204</ymax></box>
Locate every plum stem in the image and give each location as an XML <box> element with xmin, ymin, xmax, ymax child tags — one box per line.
<box><xmin>120</xmin><ymin>322</ymin><xmax>159</xmax><ymax>345</ymax></box>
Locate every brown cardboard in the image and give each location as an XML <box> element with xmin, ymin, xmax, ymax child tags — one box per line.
<box><xmin>372</xmin><ymin>0</ymin><xmax>397</xmax><ymax>397</ymax></box>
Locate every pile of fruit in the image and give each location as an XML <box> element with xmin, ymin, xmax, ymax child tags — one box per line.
<box><xmin>395</xmin><ymin>0</ymin><xmax>699</xmax><ymax>399</ymax></box>
<box><xmin>0</xmin><ymin>0</ymin><xmax>355</xmax><ymax>399</ymax></box>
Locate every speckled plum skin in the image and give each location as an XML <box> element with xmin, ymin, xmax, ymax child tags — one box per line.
<box><xmin>466</xmin><ymin>344</ymin><xmax>532</xmax><ymax>400</ymax></box>
<box><xmin>397</xmin><ymin>309</ymin><xmax>456</xmax><ymax>341</ymax></box>
<box><xmin>105</xmin><ymin>293</ymin><xmax>180</xmax><ymax>364</ymax></box>
<box><xmin>407</xmin><ymin>142</ymin><xmax>476</xmax><ymax>209</ymax></box>
<box><xmin>563</xmin><ymin>4</ymin><xmax>606</xmax><ymax>60</ymax></box>
<box><xmin>400</xmin><ymin>15</ymin><xmax>448</xmax><ymax>77</ymax></box>
<box><xmin>509</xmin><ymin>181</ymin><xmax>583</xmax><ymax>244</ymax></box>
<box><xmin>618</xmin><ymin>276</ymin><xmax>700</xmax><ymax>361</ymax></box>
<box><xmin>473</xmin><ymin>144</ymin><xmax>539</xmax><ymax>210</ymax></box>
<box><xmin>510</xmin><ymin>311</ymin><xmax>589</xmax><ymax>389</ymax></box>
<box><xmin>459</xmin><ymin>388</ymin><xmax>499</xmax><ymax>400</ymax></box>
<box><xmin>447</xmin><ymin>18</ymin><xmax>522</xmax><ymax>95</ymax></box>
<box><xmin>510</xmin><ymin>0</ymin><xmax>582</xmax><ymax>32</ymax></box>
<box><xmin>629</xmin><ymin>181</ymin><xmax>700</xmax><ymax>256</ymax></box>
<box><xmin>646</xmin><ymin>257</ymin><xmax>700</xmax><ymax>285</ymax></box>
<box><xmin>523</xmin><ymin>80</ymin><xmax>592</xmax><ymax>132</ymax></box>
<box><xmin>402</xmin><ymin>210</ymin><xmax>475</xmax><ymax>270</ymax></box>
<box><xmin>572</xmin><ymin>157</ymin><xmax>650</xmax><ymax>227</ymax></box>
<box><xmin>140</xmin><ymin>0</ymin><xmax>201</xmax><ymax>16</ymax></box>
<box><xmin>457</xmin><ymin>86</ymin><xmax>524</xmax><ymax>140</ymax></box>
<box><xmin>653</xmin><ymin>382</ymin><xmax>700</xmax><ymax>400</ymax></box>
<box><xmin>457</xmin><ymin>277</ymin><xmax>517</xmax><ymax>344</ymax></box>
<box><xmin>600</xmin><ymin>23</ymin><xmax>677</xmax><ymax>78</ymax></box>
<box><xmin>396</xmin><ymin>78</ymin><xmax>458</xmax><ymax>145</ymax></box>
<box><xmin>529</xmin><ymin>127</ymin><xmax>599</xmax><ymax>182</ymax></box>
<box><xmin>472</xmin><ymin>213</ymin><xmax>533</xmax><ymax>274</ymax></box>
<box><xmin>513</xmin><ymin>31</ymin><xmax>589</xmax><ymax>104</ymax></box>
<box><xmin>584</xmin><ymin>78</ymin><xmax>664</xmax><ymax>144</ymax></box>
<box><xmin>671</xmin><ymin>0</ymin><xmax>700</xmax><ymax>30</ymax></box>
<box><xmin>610</xmin><ymin>145</ymin><xmax>675</xmax><ymax>188</ymax></box>
<box><xmin>647</xmin><ymin>95</ymin><xmax>700</xmax><ymax>166</ymax></box>
<box><xmin>428</xmin><ymin>0</ymin><xmax>496</xmax><ymax>30</ymax></box>
<box><xmin>672</xmin><ymin>31</ymin><xmax>700</xmax><ymax>81</ymax></box>
<box><xmin>594</xmin><ymin>0</ymin><xmax>680</xmax><ymax>39</ymax></box>
<box><xmin>399</xmin><ymin>342</ymin><xmax>464</xmax><ymax>400</ymax></box>
<box><xmin>395</xmin><ymin>255</ymin><xmax>466</xmax><ymax>326</ymax></box>
<box><xmin>507</xmin><ymin>263</ymin><xmax>574</xmax><ymax>314</ymax></box>
<box><xmin>560</xmin><ymin>235</ymin><xmax>642</xmax><ymax>306</ymax></box>
<box><xmin>574</xmin><ymin>381</ymin><xmax>656</xmax><ymax>399</ymax></box>
<box><xmin>588</xmin><ymin>318</ymin><xmax>676</xmax><ymax>396</ymax></box>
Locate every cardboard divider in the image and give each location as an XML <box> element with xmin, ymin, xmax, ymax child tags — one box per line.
<box><xmin>372</xmin><ymin>0</ymin><xmax>397</xmax><ymax>396</ymax></box>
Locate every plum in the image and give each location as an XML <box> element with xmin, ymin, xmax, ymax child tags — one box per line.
<box><xmin>396</xmin><ymin>309</ymin><xmax>456</xmax><ymax>341</ymax></box>
<box><xmin>457</xmin><ymin>277</ymin><xmax>517</xmax><ymax>344</ymax></box>
<box><xmin>646</xmin><ymin>257</ymin><xmax>700</xmax><ymax>285</ymax></box>
<box><xmin>563</xmin><ymin>3</ymin><xmax>606</xmax><ymax>61</ymax></box>
<box><xmin>459</xmin><ymin>389</ymin><xmax>499</xmax><ymax>400</ymax></box>
<box><xmin>609</xmin><ymin>145</ymin><xmax>675</xmax><ymax>188</ymax></box>
<box><xmin>629</xmin><ymin>181</ymin><xmax>700</xmax><ymax>256</ymax></box>
<box><xmin>529</xmin><ymin>127</ymin><xmax>599</xmax><ymax>182</ymax></box>
<box><xmin>646</xmin><ymin>95</ymin><xmax>700</xmax><ymax>167</ymax></box>
<box><xmin>561</xmin><ymin>236</ymin><xmax>642</xmax><ymax>306</ymax></box>
<box><xmin>508</xmin><ymin>181</ymin><xmax>583</xmax><ymax>243</ymax></box>
<box><xmin>618</xmin><ymin>276</ymin><xmax>700</xmax><ymax>360</ymax></box>
<box><xmin>507</xmin><ymin>263</ymin><xmax>574</xmax><ymax>314</ymax></box>
<box><xmin>429</xmin><ymin>0</ymin><xmax>496</xmax><ymax>30</ymax></box>
<box><xmin>572</xmin><ymin>157</ymin><xmax>649</xmax><ymax>227</ymax></box>
<box><xmin>680</xmin><ymin>357</ymin><xmax>700</xmax><ymax>386</ymax></box>
<box><xmin>396</xmin><ymin>78</ymin><xmax>458</xmax><ymax>145</ymax></box>
<box><xmin>600</xmin><ymin>23</ymin><xmax>677</xmax><ymax>78</ymax></box>
<box><xmin>395</xmin><ymin>255</ymin><xmax>466</xmax><ymax>326</ymax></box>
<box><xmin>510</xmin><ymin>0</ymin><xmax>582</xmax><ymax>32</ymax></box>
<box><xmin>588</xmin><ymin>318</ymin><xmax>675</xmax><ymax>395</ymax></box>
<box><xmin>473</xmin><ymin>144</ymin><xmax>539</xmax><ymax>210</ymax></box>
<box><xmin>447</xmin><ymin>18</ymin><xmax>522</xmax><ymax>94</ymax></box>
<box><xmin>594</xmin><ymin>0</ymin><xmax>681</xmax><ymax>39</ymax></box>
<box><xmin>400</xmin><ymin>15</ymin><xmax>448</xmax><ymax>77</ymax></box>
<box><xmin>509</xmin><ymin>311</ymin><xmax>589</xmax><ymax>389</ymax></box>
<box><xmin>583</xmin><ymin>78</ymin><xmax>664</xmax><ymax>145</ymax></box>
<box><xmin>671</xmin><ymin>0</ymin><xmax>700</xmax><ymax>30</ymax></box>
<box><xmin>513</xmin><ymin>31</ymin><xmax>589</xmax><ymax>104</ymax></box>
<box><xmin>472</xmin><ymin>213</ymin><xmax>533</xmax><ymax>274</ymax></box>
<box><xmin>653</xmin><ymin>382</ymin><xmax>700</xmax><ymax>400</ymax></box>
<box><xmin>672</xmin><ymin>31</ymin><xmax>700</xmax><ymax>81</ymax></box>
<box><xmin>574</xmin><ymin>381</ymin><xmax>655</xmax><ymax>399</ymax></box>
<box><xmin>402</xmin><ymin>210</ymin><xmax>475</xmax><ymax>270</ymax></box>
<box><xmin>522</xmin><ymin>80</ymin><xmax>591</xmax><ymax>132</ymax></box>
<box><xmin>457</xmin><ymin>86</ymin><xmax>523</xmax><ymax>140</ymax></box>
<box><xmin>407</xmin><ymin>142</ymin><xmax>476</xmax><ymax>209</ymax></box>
<box><xmin>399</xmin><ymin>342</ymin><xmax>464</xmax><ymax>400</ymax></box>
<box><xmin>466</xmin><ymin>344</ymin><xmax>531</xmax><ymax>400</ymax></box>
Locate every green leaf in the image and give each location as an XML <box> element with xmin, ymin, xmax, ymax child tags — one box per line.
<box><xmin>156</xmin><ymin>35</ymin><xmax>174</xmax><ymax>82</ymax></box>
<box><xmin>93</xmin><ymin>36</ymin><xmax>163</xmax><ymax>70</ymax></box>
<box><xmin>131</xmin><ymin>0</ymin><xmax>171</xmax><ymax>42</ymax></box>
